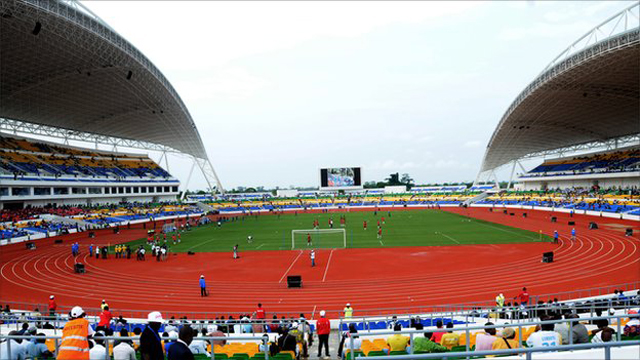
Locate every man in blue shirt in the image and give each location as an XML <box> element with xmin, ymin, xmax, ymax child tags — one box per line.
<box><xmin>25</xmin><ymin>333</ymin><xmax>53</xmax><ymax>359</ymax></box>
<box><xmin>553</xmin><ymin>230</ymin><xmax>559</xmax><ymax>244</ymax></box>
<box><xmin>571</xmin><ymin>228</ymin><xmax>576</xmax><ymax>241</ymax></box>
<box><xmin>199</xmin><ymin>275</ymin><xmax>207</xmax><ymax>297</ymax></box>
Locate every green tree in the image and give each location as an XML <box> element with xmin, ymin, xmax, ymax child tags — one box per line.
<box><xmin>400</xmin><ymin>173</ymin><xmax>414</xmax><ymax>187</ymax></box>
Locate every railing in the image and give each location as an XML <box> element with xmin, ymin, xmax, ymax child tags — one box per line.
<box><xmin>337</xmin><ymin>301</ymin><xmax>640</xmax><ymax>332</ymax></box>
<box><xmin>343</xmin><ymin>314</ymin><xmax>638</xmax><ymax>359</ymax></box>
<box><xmin>0</xmin><ymin>314</ymin><xmax>313</xmax><ymax>338</ymax></box>
<box><xmin>2</xmin><ymin>282</ymin><xmax>637</xmax><ymax>320</ymax></box>
<box><xmin>0</xmin><ymin>334</ymin><xmax>268</xmax><ymax>360</ymax></box>
<box><xmin>358</xmin><ymin>341</ymin><xmax>640</xmax><ymax>360</ymax></box>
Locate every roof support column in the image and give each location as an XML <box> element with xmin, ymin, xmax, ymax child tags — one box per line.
<box><xmin>506</xmin><ymin>161</ymin><xmax>517</xmax><ymax>190</ymax></box>
<box><xmin>180</xmin><ymin>160</ymin><xmax>197</xmax><ymax>200</ymax></box>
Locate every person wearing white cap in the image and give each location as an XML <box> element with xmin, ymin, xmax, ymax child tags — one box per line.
<box><xmin>47</xmin><ymin>295</ymin><xmax>56</xmax><ymax>317</ymax></box>
<box><xmin>199</xmin><ymin>275</ymin><xmax>207</xmax><ymax>297</ymax></box>
<box><xmin>58</xmin><ymin>306</ymin><xmax>94</xmax><ymax>359</ymax></box>
<box><xmin>343</xmin><ymin>303</ymin><xmax>353</xmax><ymax>318</ymax></box>
<box><xmin>316</xmin><ymin>310</ymin><xmax>331</xmax><ymax>358</ymax></box>
<box><xmin>139</xmin><ymin>312</ymin><xmax>164</xmax><ymax>360</ymax></box>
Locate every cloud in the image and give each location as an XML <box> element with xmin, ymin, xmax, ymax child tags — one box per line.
<box><xmin>463</xmin><ymin>140</ymin><xmax>483</xmax><ymax>148</ymax></box>
<box><xmin>175</xmin><ymin>66</ymin><xmax>266</xmax><ymax>102</ymax></box>
<box><xmin>368</xmin><ymin>160</ymin><xmax>423</xmax><ymax>171</ymax></box>
<box><xmin>84</xmin><ymin>1</ymin><xmax>482</xmax><ymax>70</ymax></box>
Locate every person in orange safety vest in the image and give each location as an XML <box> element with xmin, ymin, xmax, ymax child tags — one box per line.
<box><xmin>57</xmin><ymin>306</ymin><xmax>94</xmax><ymax>360</ymax></box>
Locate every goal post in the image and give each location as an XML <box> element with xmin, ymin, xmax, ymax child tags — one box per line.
<box><xmin>291</xmin><ymin>229</ymin><xmax>347</xmax><ymax>249</ymax></box>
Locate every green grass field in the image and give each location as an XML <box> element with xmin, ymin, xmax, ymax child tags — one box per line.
<box><xmin>119</xmin><ymin>210</ymin><xmax>551</xmax><ymax>253</ymax></box>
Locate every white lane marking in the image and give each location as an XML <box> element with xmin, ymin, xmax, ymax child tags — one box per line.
<box><xmin>279</xmin><ymin>250</ymin><xmax>304</xmax><ymax>283</ymax></box>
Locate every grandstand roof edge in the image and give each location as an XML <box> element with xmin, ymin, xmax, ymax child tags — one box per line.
<box><xmin>3</xmin><ymin>0</ymin><xmax>209</xmax><ymax>160</ymax></box>
<box><xmin>478</xmin><ymin>3</ymin><xmax>640</xmax><ymax>173</ymax></box>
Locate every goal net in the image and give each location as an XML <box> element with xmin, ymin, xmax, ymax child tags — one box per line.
<box><xmin>291</xmin><ymin>229</ymin><xmax>346</xmax><ymax>249</ymax></box>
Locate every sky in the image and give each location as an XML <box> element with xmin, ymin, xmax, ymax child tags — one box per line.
<box><xmin>80</xmin><ymin>0</ymin><xmax>635</xmax><ymax>191</ymax></box>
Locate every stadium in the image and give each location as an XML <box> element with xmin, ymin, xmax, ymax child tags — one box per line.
<box><xmin>0</xmin><ymin>1</ymin><xmax>639</xmax><ymax>360</ymax></box>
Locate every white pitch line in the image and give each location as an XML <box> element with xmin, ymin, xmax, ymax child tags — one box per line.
<box><xmin>440</xmin><ymin>232</ymin><xmax>460</xmax><ymax>244</ymax></box>
<box><xmin>379</xmin><ymin>239</ymin><xmax>384</xmax><ymax>246</ymax></box>
<box><xmin>279</xmin><ymin>250</ymin><xmax>303</xmax><ymax>283</ymax></box>
<box><xmin>473</xmin><ymin>220</ymin><xmax>540</xmax><ymax>242</ymax></box>
<box><xmin>256</xmin><ymin>244</ymin><xmax>265</xmax><ymax>249</ymax></box>
<box><xmin>322</xmin><ymin>249</ymin><xmax>335</xmax><ymax>282</ymax></box>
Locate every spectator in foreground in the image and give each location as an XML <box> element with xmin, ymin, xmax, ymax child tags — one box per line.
<box><xmin>164</xmin><ymin>320</ymin><xmax>177</xmax><ymax>334</ymax></box>
<box><xmin>385</xmin><ymin>323</ymin><xmax>410</xmax><ymax>353</ymax></box>
<box><xmin>475</xmin><ymin>322</ymin><xmax>498</xmax><ymax>351</ymax></box>
<box><xmin>113</xmin><ymin>329</ymin><xmax>136</xmax><ymax>360</ymax></box>
<box><xmin>591</xmin><ymin>319</ymin><xmax>616</xmax><ymax>343</ymax></box>
<box><xmin>25</xmin><ymin>332</ymin><xmax>53</xmax><ymax>359</ymax></box>
<box><xmin>624</xmin><ymin>314</ymin><xmax>640</xmax><ymax>337</ymax></box>
<box><xmin>440</xmin><ymin>322</ymin><xmax>460</xmax><ymax>349</ymax></box>
<box><xmin>526</xmin><ymin>316</ymin><xmax>562</xmax><ymax>348</ymax></box>
<box><xmin>491</xmin><ymin>327</ymin><xmax>519</xmax><ymax>352</ymax></box>
<box><xmin>140</xmin><ymin>311</ymin><xmax>165</xmax><ymax>360</ymax></box>
<box><xmin>430</xmin><ymin>320</ymin><xmax>445</xmax><ymax>343</ymax></box>
<box><xmin>338</xmin><ymin>323</ymin><xmax>361</xmax><ymax>358</ymax></box>
<box><xmin>131</xmin><ymin>327</ymin><xmax>142</xmax><ymax>347</ymax></box>
<box><xmin>413</xmin><ymin>332</ymin><xmax>447</xmax><ymax>353</ymax></box>
<box><xmin>189</xmin><ymin>328</ymin><xmax>210</xmax><ymax>356</ymax></box>
<box><xmin>277</xmin><ymin>327</ymin><xmax>298</xmax><ymax>355</ymax></box>
<box><xmin>0</xmin><ymin>330</ymin><xmax>27</xmax><ymax>360</ymax></box>
<box><xmin>168</xmin><ymin>325</ymin><xmax>195</xmax><ymax>360</ymax></box>
<box><xmin>553</xmin><ymin>314</ymin><xmax>571</xmax><ymax>345</ymax></box>
<box><xmin>89</xmin><ymin>331</ymin><xmax>107</xmax><ymax>360</ymax></box>
<box><xmin>567</xmin><ymin>314</ymin><xmax>589</xmax><ymax>344</ymax></box>
<box><xmin>97</xmin><ymin>306</ymin><xmax>113</xmax><ymax>332</ymax></box>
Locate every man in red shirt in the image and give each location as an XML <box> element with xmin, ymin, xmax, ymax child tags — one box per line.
<box><xmin>316</xmin><ymin>310</ymin><xmax>331</xmax><ymax>358</ymax></box>
<box><xmin>48</xmin><ymin>295</ymin><xmax>57</xmax><ymax>317</ymax></box>
<box><xmin>254</xmin><ymin>303</ymin><xmax>266</xmax><ymax>321</ymax></box>
<box><xmin>516</xmin><ymin>287</ymin><xmax>530</xmax><ymax>305</ymax></box>
<box><xmin>363</xmin><ymin>221</ymin><xmax>367</xmax><ymax>230</ymax></box>
<box><xmin>97</xmin><ymin>306</ymin><xmax>113</xmax><ymax>331</ymax></box>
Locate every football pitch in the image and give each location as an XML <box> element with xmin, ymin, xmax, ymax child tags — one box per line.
<box><xmin>122</xmin><ymin>209</ymin><xmax>551</xmax><ymax>252</ymax></box>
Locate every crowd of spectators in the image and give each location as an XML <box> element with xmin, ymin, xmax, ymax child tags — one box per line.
<box><xmin>1</xmin><ymin>135</ymin><xmax>171</xmax><ymax>180</ymax></box>
<box><xmin>0</xmin><ymin>201</ymin><xmax>202</xmax><ymax>240</ymax></box>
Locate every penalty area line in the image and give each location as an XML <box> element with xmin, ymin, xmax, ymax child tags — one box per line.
<box><xmin>279</xmin><ymin>250</ymin><xmax>303</xmax><ymax>283</ymax></box>
<box><xmin>439</xmin><ymin>232</ymin><xmax>460</xmax><ymax>244</ymax></box>
<box><xmin>256</xmin><ymin>244</ymin><xmax>265</xmax><ymax>249</ymax></box>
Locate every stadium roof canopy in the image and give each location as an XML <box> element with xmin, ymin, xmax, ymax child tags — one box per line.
<box><xmin>0</xmin><ymin>0</ymin><xmax>222</xmax><ymax>190</ymax></box>
<box><xmin>479</xmin><ymin>3</ymin><xmax>640</xmax><ymax>174</ymax></box>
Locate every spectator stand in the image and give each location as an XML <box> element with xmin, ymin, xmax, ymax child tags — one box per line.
<box><xmin>342</xmin><ymin>313</ymin><xmax>639</xmax><ymax>359</ymax></box>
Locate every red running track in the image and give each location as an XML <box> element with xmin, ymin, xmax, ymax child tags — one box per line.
<box><xmin>1</xmin><ymin>208</ymin><xmax>639</xmax><ymax>318</ymax></box>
